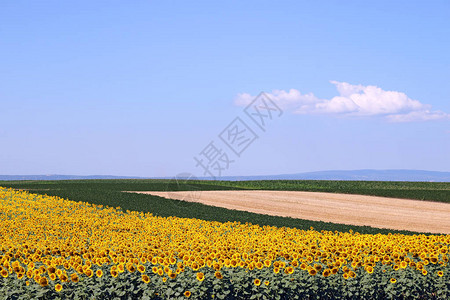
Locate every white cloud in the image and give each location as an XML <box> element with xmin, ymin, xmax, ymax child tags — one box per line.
<box><xmin>386</xmin><ymin>111</ymin><xmax>450</xmax><ymax>122</ymax></box>
<box><xmin>234</xmin><ymin>81</ymin><xmax>449</xmax><ymax>122</ymax></box>
<box><xmin>235</xmin><ymin>89</ymin><xmax>320</xmax><ymax>111</ymax></box>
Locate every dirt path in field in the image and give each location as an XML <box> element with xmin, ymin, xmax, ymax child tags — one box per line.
<box><xmin>126</xmin><ymin>190</ymin><xmax>450</xmax><ymax>234</ymax></box>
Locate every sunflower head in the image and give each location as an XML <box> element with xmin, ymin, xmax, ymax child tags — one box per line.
<box><xmin>110</xmin><ymin>269</ymin><xmax>118</xmax><ymax>278</ymax></box>
<box><xmin>214</xmin><ymin>271</ymin><xmax>223</xmax><ymax>279</ymax></box>
<box><xmin>196</xmin><ymin>272</ymin><xmax>205</xmax><ymax>282</ymax></box>
<box><xmin>60</xmin><ymin>274</ymin><xmax>68</xmax><ymax>282</ymax></box>
<box><xmin>85</xmin><ymin>269</ymin><xmax>93</xmax><ymax>277</ymax></box>
<box><xmin>96</xmin><ymin>270</ymin><xmax>103</xmax><ymax>278</ymax></box>
<box><xmin>126</xmin><ymin>263</ymin><xmax>136</xmax><ymax>273</ymax></box>
<box><xmin>137</xmin><ymin>265</ymin><xmax>145</xmax><ymax>273</ymax></box>
<box><xmin>117</xmin><ymin>264</ymin><xmax>125</xmax><ymax>273</ymax></box>
<box><xmin>70</xmin><ymin>273</ymin><xmax>79</xmax><ymax>283</ymax></box>
<box><xmin>39</xmin><ymin>277</ymin><xmax>49</xmax><ymax>287</ymax></box>
<box><xmin>142</xmin><ymin>274</ymin><xmax>150</xmax><ymax>283</ymax></box>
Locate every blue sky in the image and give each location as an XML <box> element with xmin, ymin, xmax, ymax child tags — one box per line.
<box><xmin>1</xmin><ymin>1</ymin><xmax>449</xmax><ymax>177</ymax></box>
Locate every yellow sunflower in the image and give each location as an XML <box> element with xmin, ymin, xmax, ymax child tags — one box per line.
<box><xmin>70</xmin><ymin>273</ymin><xmax>79</xmax><ymax>283</ymax></box>
<box><xmin>96</xmin><ymin>270</ymin><xmax>103</xmax><ymax>278</ymax></box>
<box><xmin>322</xmin><ymin>269</ymin><xmax>331</xmax><ymax>277</ymax></box>
<box><xmin>85</xmin><ymin>269</ymin><xmax>93</xmax><ymax>278</ymax></box>
<box><xmin>39</xmin><ymin>277</ymin><xmax>49</xmax><ymax>287</ymax></box>
<box><xmin>214</xmin><ymin>271</ymin><xmax>223</xmax><ymax>279</ymax></box>
<box><xmin>126</xmin><ymin>263</ymin><xmax>136</xmax><ymax>273</ymax></box>
<box><xmin>110</xmin><ymin>269</ymin><xmax>118</xmax><ymax>278</ymax></box>
<box><xmin>142</xmin><ymin>274</ymin><xmax>150</xmax><ymax>283</ymax></box>
<box><xmin>196</xmin><ymin>272</ymin><xmax>205</xmax><ymax>282</ymax></box>
<box><xmin>137</xmin><ymin>265</ymin><xmax>145</xmax><ymax>273</ymax></box>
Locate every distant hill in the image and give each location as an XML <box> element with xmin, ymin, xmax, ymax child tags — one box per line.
<box><xmin>216</xmin><ymin>169</ymin><xmax>450</xmax><ymax>182</ymax></box>
<box><xmin>1</xmin><ymin>170</ymin><xmax>449</xmax><ymax>182</ymax></box>
<box><xmin>0</xmin><ymin>175</ymin><xmax>146</xmax><ymax>181</ymax></box>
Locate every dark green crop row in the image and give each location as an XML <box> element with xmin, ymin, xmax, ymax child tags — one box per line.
<box><xmin>1</xmin><ymin>179</ymin><xmax>449</xmax><ymax>235</ymax></box>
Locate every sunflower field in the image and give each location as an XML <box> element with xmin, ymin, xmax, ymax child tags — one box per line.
<box><xmin>0</xmin><ymin>187</ymin><xmax>449</xmax><ymax>299</ymax></box>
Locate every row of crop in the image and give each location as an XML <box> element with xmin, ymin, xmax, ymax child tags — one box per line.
<box><xmin>1</xmin><ymin>257</ymin><xmax>449</xmax><ymax>299</ymax></box>
<box><xmin>1</xmin><ymin>187</ymin><xmax>449</xmax><ymax>299</ymax></box>
<box><xmin>0</xmin><ymin>183</ymin><xmax>423</xmax><ymax>235</ymax></box>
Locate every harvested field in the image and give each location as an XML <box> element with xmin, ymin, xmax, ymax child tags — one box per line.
<box><xmin>128</xmin><ymin>190</ymin><xmax>450</xmax><ymax>234</ymax></box>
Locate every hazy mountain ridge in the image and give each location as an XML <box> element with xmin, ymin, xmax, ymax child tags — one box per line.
<box><xmin>215</xmin><ymin>169</ymin><xmax>450</xmax><ymax>182</ymax></box>
<box><xmin>0</xmin><ymin>175</ymin><xmax>143</xmax><ymax>181</ymax></box>
<box><xmin>1</xmin><ymin>170</ymin><xmax>449</xmax><ymax>182</ymax></box>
